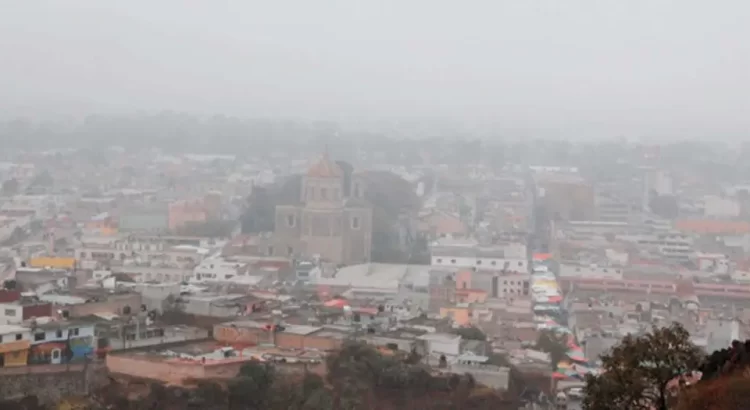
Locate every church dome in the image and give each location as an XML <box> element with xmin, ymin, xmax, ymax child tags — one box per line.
<box><xmin>307</xmin><ymin>154</ymin><xmax>342</xmax><ymax>178</ymax></box>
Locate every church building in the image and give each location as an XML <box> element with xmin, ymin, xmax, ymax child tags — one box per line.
<box><xmin>274</xmin><ymin>154</ymin><xmax>373</xmax><ymax>265</ymax></box>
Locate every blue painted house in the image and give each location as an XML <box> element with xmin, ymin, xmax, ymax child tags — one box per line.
<box><xmin>27</xmin><ymin>320</ymin><xmax>95</xmax><ymax>365</ymax></box>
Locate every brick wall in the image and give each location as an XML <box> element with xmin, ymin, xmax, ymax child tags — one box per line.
<box><xmin>107</xmin><ymin>354</ymin><xmax>249</xmax><ymax>386</ymax></box>
<box><xmin>23</xmin><ymin>303</ymin><xmax>52</xmax><ymax>320</ymax></box>
<box><xmin>213</xmin><ymin>324</ymin><xmax>342</xmax><ymax>351</ymax></box>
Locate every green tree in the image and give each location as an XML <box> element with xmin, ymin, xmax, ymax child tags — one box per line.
<box><xmin>270</xmin><ymin>373</ymin><xmax>332</xmax><ymax>410</ymax></box>
<box><xmin>1</xmin><ymin>178</ymin><xmax>19</xmax><ymax>196</ymax></box>
<box><xmin>451</xmin><ymin>326</ymin><xmax>487</xmax><ymax>341</ymax></box>
<box><xmin>536</xmin><ymin>330</ymin><xmax>568</xmax><ymax>369</ymax></box>
<box><xmin>30</xmin><ymin>170</ymin><xmax>54</xmax><ymax>187</ymax></box>
<box><xmin>191</xmin><ymin>381</ymin><xmax>227</xmax><ymax>408</ymax></box>
<box><xmin>228</xmin><ymin>361</ymin><xmax>276</xmax><ymax>409</ymax></box>
<box><xmin>583</xmin><ymin>322</ymin><xmax>703</xmax><ymax>410</ymax></box>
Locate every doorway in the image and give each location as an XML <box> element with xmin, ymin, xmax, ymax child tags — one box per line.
<box><xmin>51</xmin><ymin>349</ymin><xmax>62</xmax><ymax>364</ymax></box>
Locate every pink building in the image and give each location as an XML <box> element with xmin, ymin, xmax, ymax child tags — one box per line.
<box><xmin>455</xmin><ymin>270</ymin><xmax>472</xmax><ymax>290</ymax></box>
<box><xmin>168</xmin><ymin>199</ymin><xmax>208</xmax><ymax>231</ymax></box>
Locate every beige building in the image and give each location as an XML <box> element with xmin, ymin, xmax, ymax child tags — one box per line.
<box><xmin>274</xmin><ymin>155</ymin><xmax>373</xmax><ymax>265</ymax></box>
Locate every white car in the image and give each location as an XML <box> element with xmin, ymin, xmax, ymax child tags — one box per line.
<box><xmin>567</xmin><ymin>387</ymin><xmax>584</xmax><ymax>399</ymax></box>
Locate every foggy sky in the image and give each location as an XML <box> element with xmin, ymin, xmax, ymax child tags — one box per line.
<box><xmin>1</xmin><ymin>0</ymin><xmax>749</xmax><ymax>139</ymax></box>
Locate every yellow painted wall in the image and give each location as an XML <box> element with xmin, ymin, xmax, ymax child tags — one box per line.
<box><xmin>2</xmin><ymin>349</ymin><xmax>29</xmax><ymax>367</ymax></box>
<box><xmin>29</xmin><ymin>257</ymin><xmax>76</xmax><ymax>269</ymax></box>
<box><xmin>0</xmin><ymin>340</ymin><xmax>31</xmax><ymax>367</ymax></box>
<box><xmin>440</xmin><ymin>307</ymin><xmax>471</xmax><ymax>326</ymax></box>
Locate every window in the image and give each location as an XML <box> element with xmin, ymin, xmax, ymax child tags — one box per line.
<box><xmin>4</xmin><ymin>309</ymin><xmax>16</xmax><ymax>317</ymax></box>
<box><xmin>450</xmin><ymin>259</ymin><xmax>456</xmax><ymax>264</ymax></box>
<box><xmin>518</xmin><ymin>261</ymin><xmax>523</xmax><ymax>266</ymax></box>
<box><xmin>71</xmin><ymin>328</ymin><xmax>80</xmax><ymax>336</ymax></box>
<box><xmin>351</xmin><ymin>217</ymin><xmax>360</xmax><ymax>229</ymax></box>
<box><xmin>476</xmin><ymin>260</ymin><xmax>482</xmax><ymax>265</ymax></box>
<box><xmin>267</xmin><ymin>246</ymin><xmax>274</xmax><ymax>256</ymax></box>
<box><xmin>503</xmin><ymin>281</ymin><xmax>508</xmax><ymax>285</ymax></box>
<box><xmin>491</xmin><ymin>261</ymin><xmax>497</xmax><ymax>266</ymax></box>
<box><xmin>321</xmin><ymin>188</ymin><xmax>328</xmax><ymax>200</ymax></box>
<box><xmin>55</xmin><ymin>330</ymin><xmax>63</xmax><ymax>338</ymax></box>
<box><xmin>287</xmin><ymin>215</ymin><xmax>296</xmax><ymax>227</ymax></box>
<box><xmin>0</xmin><ymin>335</ymin><xmax>3</xmax><ymax>343</ymax></box>
<box><xmin>34</xmin><ymin>333</ymin><xmax>46</xmax><ymax>342</ymax></box>
<box><xmin>15</xmin><ymin>334</ymin><xmax>22</xmax><ymax>341</ymax></box>
<box><xmin>436</xmin><ymin>258</ymin><xmax>442</xmax><ymax>263</ymax></box>
<box><xmin>287</xmin><ymin>246</ymin><xmax>294</xmax><ymax>256</ymax></box>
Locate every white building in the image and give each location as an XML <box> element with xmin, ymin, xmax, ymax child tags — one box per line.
<box><xmin>109</xmin><ymin>266</ymin><xmax>193</xmax><ymax>284</ymax></box>
<box><xmin>619</xmin><ymin>233</ymin><xmax>693</xmax><ymax>262</ymax></box>
<box><xmin>430</xmin><ymin>238</ymin><xmax>528</xmax><ymax>273</ymax></box>
<box><xmin>0</xmin><ymin>303</ymin><xmax>22</xmax><ymax>325</ymax></box>
<box><xmin>75</xmin><ymin>236</ymin><xmax>210</xmax><ymax>269</ymax></box>
<box><xmin>191</xmin><ymin>257</ymin><xmax>246</xmax><ymax>282</ymax></box>
<box><xmin>0</xmin><ymin>324</ymin><xmax>31</xmax><ymax>343</ymax></box>
<box><xmin>702</xmin><ymin>195</ymin><xmax>741</xmax><ymax>218</ymax></box>
<box><xmin>558</xmin><ymin>263</ymin><xmax>624</xmax><ymax>280</ymax></box>
<box><xmin>417</xmin><ymin>332</ymin><xmax>461</xmax><ymax>357</ymax></box>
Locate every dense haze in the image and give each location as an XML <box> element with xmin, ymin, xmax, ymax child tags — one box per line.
<box><xmin>1</xmin><ymin>0</ymin><xmax>749</xmax><ymax>139</ymax></box>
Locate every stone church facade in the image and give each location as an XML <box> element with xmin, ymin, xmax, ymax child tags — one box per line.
<box><xmin>273</xmin><ymin>155</ymin><xmax>372</xmax><ymax>265</ymax></box>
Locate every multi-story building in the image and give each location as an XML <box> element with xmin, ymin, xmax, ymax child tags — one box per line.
<box><xmin>75</xmin><ymin>236</ymin><xmax>209</xmax><ymax>269</ymax></box>
<box><xmin>27</xmin><ymin>319</ymin><xmax>96</xmax><ymax>365</ymax></box>
<box><xmin>533</xmin><ymin>170</ymin><xmax>595</xmax><ymax>221</ymax></box>
<box><xmin>273</xmin><ymin>154</ymin><xmax>373</xmax><ymax>265</ymax></box>
<box><xmin>0</xmin><ymin>324</ymin><xmax>32</xmax><ymax>367</ymax></box>
<box><xmin>167</xmin><ymin>194</ymin><xmax>222</xmax><ymax>231</ymax></box>
<box><xmin>594</xmin><ymin>192</ymin><xmax>633</xmax><ymax>223</ymax></box>
<box><xmin>619</xmin><ymin>233</ymin><xmax>694</xmax><ymax>263</ymax></box>
<box><xmin>469</xmin><ymin>270</ymin><xmax>530</xmax><ymax>299</ymax></box>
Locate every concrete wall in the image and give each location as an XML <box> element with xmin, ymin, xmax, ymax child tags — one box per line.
<box><xmin>119</xmin><ymin>209</ymin><xmax>169</xmax><ymax>233</ymax></box>
<box><xmin>168</xmin><ymin>199</ymin><xmax>208</xmax><ymax>231</ymax></box>
<box><xmin>0</xmin><ymin>363</ymin><xmax>105</xmax><ymax>405</ymax></box>
<box><xmin>213</xmin><ymin>325</ymin><xmax>341</xmax><ymax>351</ymax></box>
<box><xmin>133</xmin><ymin>282</ymin><xmax>181</xmax><ymax>312</ymax></box>
<box><xmin>431</xmin><ymin>255</ymin><xmax>528</xmax><ymax>273</ymax></box>
<box><xmin>68</xmin><ymin>293</ymin><xmax>143</xmax><ymax>317</ymax></box>
<box><xmin>0</xmin><ymin>303</ymin><xmax>22</xmax><ymax>325</ymax></box>
<box><xmin>107</xmin><ymin>354</ymin><xmax>242</xmax><ymax>385</ymax></box>
<box><xmin>558</xmin><ymin>264</ymin><xmax>623</xmax><ymax>280</ymax></box>
<box><xmin>108</xmin><ymin>328</ymin><xmax>209</xmax><ymax>351</ymax></box>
